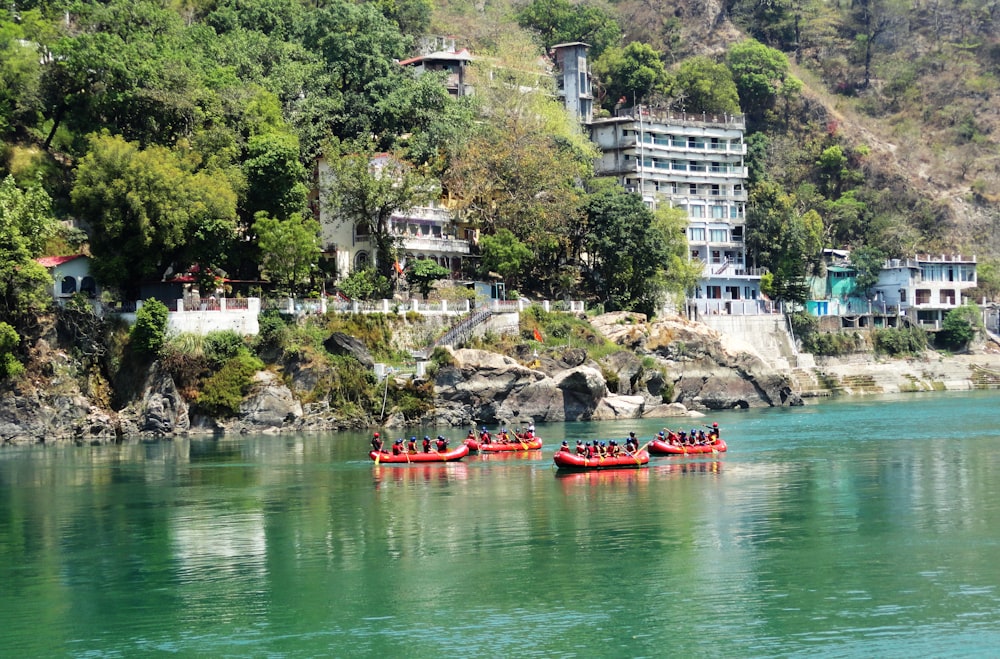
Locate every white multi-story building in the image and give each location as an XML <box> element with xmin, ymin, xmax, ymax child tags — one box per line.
<box><xmin>873</xmin><ymin>254</ymin><xmax>977</xmax><ymax>328</ymax></box>
<box><xmin>589</xmin><ymin>107</ymin><xmax>761</xmax><ymax>312</ymax></box>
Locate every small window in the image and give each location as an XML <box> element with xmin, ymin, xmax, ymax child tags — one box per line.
<box><xmin>61</xmin><ymin>276</ymin><xmax>77</xmax><ymax>295</ymax></box>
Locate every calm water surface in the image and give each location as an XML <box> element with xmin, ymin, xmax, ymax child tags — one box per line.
<box><xmin>2</xmin><ymin>391</ymin><xmax>1000</xmax><ymax>658</ymax></box>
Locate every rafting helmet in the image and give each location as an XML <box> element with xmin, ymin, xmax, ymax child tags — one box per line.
<box><xmin>562</xmin><ymin>441</ymin><xmax>568</xmax><ymax>446</ymax></box>
<box><xmin>373</xmin><ymin>432</ymin><xmax>379</xmax><ymax>438</ymax></box>
<box><xmin>658</xmin><ymin>431</ymin><xmax>665</xmax><ymax>437</ymax></box>
<box><xmin>395</xmin><ymin>439</ymin><xmax>402</xmax><ymax>444</ymax></box>
<box><xmin>410</xmin><ymin>436</ymin><xmax>416</xmax><ymax>441</ymax></box>
<box><xmin>713</xmin><ymin>422</ymin><xmax>719</xmax><ymax>428</ymax></box>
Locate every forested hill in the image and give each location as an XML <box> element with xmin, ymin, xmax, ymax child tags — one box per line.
<box><xmin>2</xmin><ymin>0</ymin><xmax>1000</xmax><ymax>334</ymax></box>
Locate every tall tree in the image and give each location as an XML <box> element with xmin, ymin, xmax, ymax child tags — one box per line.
<box><xmin>252</xmin><ymin>211</ymin><xmax>320</xmax><ymax>296</ymax></box>
<box><xmin>516</xmin><ymin>0</ymin><xmax>622</xmax><ymax>57</ymax></box>
<box><xmin>322</xmin><ymin>141</ymin><xmax>436</xmax><ymax>283</ymax></box>
<box><xmin>0</xmin><ymin>176</ymin><xmax>53</xmax><ymax>326</ymax></box>
<box><xmin>71</xmin><ymin>133</ymin><xmax>238</xmax><ymax>297</ymax></box>
<box><xmin>582</xmin><ymin>186</ymin><xmax>679</xmax><ymax>317</ymax></box>
<box><xmin>592</xmin><ymin>42</ymin><xmax>673</xmax><ymax>111</ymax></box>
<box><xmin>674</xmin><ymin>56</ymin><xmax>741</xmax><ymax>115</ymax></box>
<box><xmin>726</xmin><ymin>39</ymin><xmax>802</xmax><ymax>126</ymax></box>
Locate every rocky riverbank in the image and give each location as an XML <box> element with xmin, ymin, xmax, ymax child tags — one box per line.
<box><xmin>2</xmin><ymin>311</ymin><xmax>999</xmax><ymax>445</ymax></box>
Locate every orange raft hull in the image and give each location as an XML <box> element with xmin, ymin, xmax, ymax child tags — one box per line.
<box><xmin>473</xmin><ymin>437</ymin><xmax>543</xmax><ymax>452</ymax></box>
<box><xmin>552</xmin><ymin>449</ymin><xmax>649</xmax><ymax>471</ymax></box>
<box><xmin>648</xmin><ymin>438</ymin><xmax>727</xmax><ymax>455</ymax></box>
<box><xmin>369</xmin><ymin>443</ymin><xmax>470</xmax><ymax>463</ymax></box>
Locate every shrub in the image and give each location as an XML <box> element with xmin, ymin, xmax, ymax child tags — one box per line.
<box><xmin>873</xmin><ymin>326</ymin><xmax>927</xmax><ymax>356</ymax></box>
<box><xmin>936</xmin><ymin>304</ymin><xmax>981</xmax><ymax>351</ymax></box>
<box><xmin>131</xmin><ymin>299</ymin><xmax>169</xmax><ymax>356</ymax></box>
<box><xmin>196</xmin><ymin>353</ymin><xmax>264</xmax><ymax>416</ymax></box>
<box><xmin>0</xmin><ymin>322</ymin><xmax>24</xmax><ymax>380</ymax></box>
<box><xmin>203</xmin><ymin>330</ymin><xmax>247</xmax><ymax>366</ymax></box>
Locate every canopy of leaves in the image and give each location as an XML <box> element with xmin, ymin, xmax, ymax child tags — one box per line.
<box><xmin>674</xmin><ymin>56</ymin><xmax>740</xmax><ymax>115</ymax></box>
<box><xmin>0</xmin><ymin>175</ymin><xmax>54</xmax><ymax>326</ymax></box>
<box><xmin>582</xmin><ymin>186</ymin><xmax>677</xmax><ymax>317</ymax></box>
<box><xmin>592</xmin><ymin>42</ymin><xmax>673</xmax><ymax>111</ymax></box>
<box><xmin>407</xmin><ymin>258</ymin><xmax>449</xmax><ymax>300</ymax></box>
<box><xmin>71</xmin><ymin>133</ymin><xmax>238</xmax><ymax>297</ymax></box>
<box><xmin>726</xmin><ymin>39</ymin><xmax>802</xmax><ymax>126</ymax></box>
<box><xmin>253</xmin><ymin>211</ymin><xmax>321</xmax><ymax>297</ymax></box>
<box><xmin>478</xmin><ymin>228</ymin><xmax>533</xmax><ymax>289</ymax></box>
<box><xmin>515</xmin><ymin>0</ymin><xmax>622</xmax><ymax>57</ymax></box>
<box><xmin>131</xmin><ymin>297</ymin><xmax>169</xmax><ymax>357</ymax></box>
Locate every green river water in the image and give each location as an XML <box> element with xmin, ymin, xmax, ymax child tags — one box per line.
<box><xmin>2</xmin><ymin>391</ymin><xmax>1000</xmax><ymax>658</ymax></box>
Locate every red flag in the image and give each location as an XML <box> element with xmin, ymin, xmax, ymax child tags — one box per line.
<box><xmin>394</xmin><ymin>260</ymin><xmax>404</xmax><ymax>275</ymax></box>
<box><xmin>533</xmin><ymin>328</ymin><xmax>543</xmax><ymax>342</ymax></box>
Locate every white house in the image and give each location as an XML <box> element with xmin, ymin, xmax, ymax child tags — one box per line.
<box><xmin>36</xmin><ymin>254</ymin><xmax>100</xmax><ymax>300</ymax></box>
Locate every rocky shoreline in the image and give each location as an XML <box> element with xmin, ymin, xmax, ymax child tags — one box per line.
<box><xmin>2</xmin><ymin>312</ymin><xmax>999</xmax><ymax>446</ymax></box>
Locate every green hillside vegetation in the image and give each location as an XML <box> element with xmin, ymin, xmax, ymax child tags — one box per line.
<box><xmin>1</xmin><ymin>0</ymin><xmax>999</xmax><ymax>383</ymax></box>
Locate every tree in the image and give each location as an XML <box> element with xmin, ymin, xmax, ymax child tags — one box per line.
<box><xmin>0</xmin><ymin>176</ymin><xmax>53</xmax><ymax>326</ymax></box>
<box><xmin>337</xmin><ymin>266</ymin><xmax>390</xmax><ymax>301</ymax></box>
<box><xmin>444</xmin><ymin>37</ymin><xmax>594</xmax><ymax>296</ymax></box>
<box><xmin>726</xmin><ymin>39</ymin><xmax>801</xmax><ymax>125</ymax></box>
<box><xmin>253</xmin><ymin>212</ymin><xmax>321</xmax><ymax>296</ymax></box>
<box><xmin>674</xmin><ymin>56</ymin><xmax>741</xmax><ymax>115</ymax></box>
<box><xmin>936</xmin><ymin>304</ymin><xmax>980</xmax><ymax>351</ymax></box>
<box><xmin>242</xmin><ymin>130</ymin><xmax>308</xmax><ymax>221</ymax></box>
<box><xmin>71</xmin><ymin>133</ymin><xmax>238</xmax><ymax>297</ymax></box>
<box><xmin>582</xmin><ymin>186</ymin><xmax>678</xmax><ymax>317</ymax></box>
<box><xmin>322</xmin><ymin>141</ymin><xmax>436</xmax><ymax>284</ymax></box>
<box><xmin>478</xmin><ymin>229</ymin><xmax>533</xmax><ymax>290</ymax></box>
<box><xmin>131</xmin><ymin>298</ymin><xmax>169</xmax><ymax>357</ymax></box>
<box><xmin>592</xmin><ymin>42</ymin><xmax>672</xmax><ymax>111</ymax></box>
<box><xmin>0</xmin><ymin>321</ymin><xmax>25</xmax><ymax>380</ymax></box>
<box><xmin>516</xmin><ymin>0</ymin><xmax>622</xmax><ymax>57</ymax></box>
<box><xmin>407</xmin><ymin>259</ymin><xmax>449</xmax><ymax>300</ymax></box>
<box><xmin>849</xmin><ymin>246</ymin><xmax>886</xmax><ymax>298</ymax></box>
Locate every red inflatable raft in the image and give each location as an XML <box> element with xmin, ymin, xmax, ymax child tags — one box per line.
<box><xmin>648</xmin><ymin>438</ymin><xmax>727</xmax><ymax>455</ymax></box>
<box><xmin>552</xmin><ymin>449</ymin><xmax>649</xmax><ymax>471</ymax></box>
<box><xmin>476</xmin><ymin>437</ymin><xmax>542</xmax><ymax>452</ymax></box>
<box><xmin>369</xmin><ymin>443</ymin><xmax>469</xmax><ymax>463</ymax></box>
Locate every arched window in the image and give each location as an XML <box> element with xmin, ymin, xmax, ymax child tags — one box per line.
<box><xmin>80</xmin><ymin>276</ymin><xmax>97</xmax><ymax>298</ymax></box>
<box><xmin>354</xmin><ymin>251</ymin><xmax>370</xmax><ymax>270</ymax></box>
<box><xmin>61</xmin><ymin>276</ymin><xmax>77</xmax><ymax>295</ymax></box>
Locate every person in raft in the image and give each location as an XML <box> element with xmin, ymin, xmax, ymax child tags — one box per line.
<box><xmin>625</xmin><ymin>432</ymin><xmax>638</xmax><ymax>454</ymax></box>
<box><xmin>407</xmin><ymin>436</ymin><xmax>418</xmax><ymax>453</ymax></box>
<box><xmin>499</xmin><ymin>428</ymin><xmax>510</xmax><ymax>443</ymax></box>
<box><xmin>391</xmin><ymin>439</ymin><xmax>404</xmax><ymax>455</ymax></box>
<box><xmin>422</xmin><ymin>435</ymin><xmax>432</xmax><ymax>453</ymax></box>
<box><xmin>709</xmin><ymin>422</ymin><xmax>720</xmax><ymax>440</ymax></box>
<box><xmin>371</xmin><ymin>432</ymin><xmax>383</xmax><ymax>453</ymax></box>
<box><xmin>525</xmin><ymin>423</ymin><xmax>536</xmax><ymax>439</ymax></box>
<box><xmin>576</xmin><ymin>440</ymin><xmax>586</xmax><ymax>456</ymax></box>
<box><xmin>435</xmin><ymin>435</ymin><xmax>449</xmax><ymax>451</ymax></box>
<box><xmin>466</xmin><ymin>428</ymin><xmax>476</xmax><ymax>442</ymax></box>
<box><xmin>559</xmin><ymin>441</ymin><xmax>571</xmax><ymax>453</ymax></box>
<box><xmin>480</xmin><ymin>426</ymin><xmax>492</xmax><ymax>444</ymax></box>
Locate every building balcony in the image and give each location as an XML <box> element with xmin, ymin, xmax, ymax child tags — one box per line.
<box><xmin>399</xmin><ymin>234</ymin><xmax>471</xmax><ymax>254</ymax></box>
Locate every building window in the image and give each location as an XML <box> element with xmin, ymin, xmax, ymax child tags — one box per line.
<box><xmin>706</xmin><ymin>286</ymin><xmax>721</xmax><ymax>299</ymax></box>
<box><xmin>940</xmin><ymin>289</ymin><xmax>956</xmax><ymax>305</ymax></box>
<box><xmin>689</xmin><ymin>227</ymin><xmax>705</xmax><ymax>241</ymax></box>
<box><xmin>80</xmin><ymin>277</ymin><xmax>97</xmax><ymax>298</ymax></box>
<box><xmin>61</xmin><ymin>276</ymin><xmax>76</xmax><ymax>295</ymax></box>
<box><xmin>710</xmin><ymin>229</ymin><xmax>728</xmax><ymax>243</ymax></box>
<box><xmin>690</xmin><ymin>205</ymin><xmax>704</xmax><ymax>218</ymax></box>
<box><xmin>711</xmin><ymin>205</ymin><xmax>725</xmax><ymax>219</ymax></box>
<box><xmin>915</xmin><ymin>289</ymin><xmax>931</xmax><ymax>305</ymax></box>
<box><xmin>725</xmin><ymin>286</ymin><xmax>740</xmax><ymax>300</ymax></box>
<box><xmin>691</xmin><ymin>250</ymin><xmax>701</xmax><ymax>259</ymax></box>
<box><xmin>354</xmin><ymin>251</ymin><xmax>370</xmax><ymax>270</ymax></box>
<box><xmin>899</xmin><ymin>289</ymin><xmax>907</xmax><ymax>303</ymax></box>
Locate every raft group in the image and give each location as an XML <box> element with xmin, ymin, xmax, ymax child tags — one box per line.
<box><xmin>368</xmin><ymin>422</ymin><xmax>727</xmax><ymax>471</ymax></box>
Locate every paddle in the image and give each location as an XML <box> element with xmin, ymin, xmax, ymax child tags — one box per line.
<box><xmin>633</xmin><ymin>440</ymin><xmax>652</xmax><ymax>465</ymax></box>
<box><xmin>375</xmin><ymin>449</ymin><xmax>381</xmax><ymax>466</ymax></box>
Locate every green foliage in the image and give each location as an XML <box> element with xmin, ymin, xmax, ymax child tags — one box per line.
<box><xmin>322</xmin><ymin>140</ymin><xmax>436</xmax><ymax>283</ymax></box>
<box><xmin>196</xmin><ymin>352</ymin><xmax>264</xmax><ymax>417</ymax></box>
<box><xmin>254</xmin><ymin>310</ymin><xmax>289</xmax><ymax>355</ymax></box>
<box><xmin>478</xmin><ymin>229</ymin><xmax>533</xmax><ymax>289</ymax></box>
<box><xmin>674</xmin><ymin>56</ymin><xmax>741</xmax><ymax>114</ymax></box>
<box><xmin>203</xmin><ymin>330</ymin><xmax>247</xmax><ymax>367</ymax></box>
<box><xmin>849</xmin><ymin>246</ymin><xmax>886</xmax><ymax>297</ymax></box>
<box><xmin>873</xmin><ymin>326</ymin><xmax>927</xmax><ymax>356</ymax></box>
<box><xmin>71</xmin><ymin>133</ymin><xmax>238</xmax><ymax>297</ymax></box>
<box><xmin>388</xmin><ymin>377</ymin><xmax>433</xmax><ymax>420</ymax></box>
<box><xmin>802</xmin><ymin>331</ymin><xmax>867</xmax><ymax>356</ymax></box>
<box><xmin>242</xmin><ymin>130</ymin><xmax>309</xmax><ymax>220</ymax></box>
<box><xmin>0</xmin><ymin>321</ymin><xmax>24</xmax><ymax>379</ymax></box>
<box><xmin>726</xmin><ymin>39</ymin><xmax>801</xmax><ymax>125</ymax></box>
<box><xmin>583</xmin><ymin>186</ymin><xmax>682</xmax><ymax>317</ymax></box>
<box><xmin>593</xmin><ymin>42</ymin><xmax>672</xmax><ymax>111</ymax></box>
<box><xmin>130</xmin><ymin>298</ymin><xmax>169</xmax><ymax>357</ymax></box>
<box><xmin>407</xmin><ymin>258</ymin><xmax>450</xmax><ymax>300</ymax></box>
<box><xmin>338</xmin><ymin>267</ymin><xmax>391</xmax><ymax>301</ymax></box>
<box><xmin>253</xmin><ymin>211</ymin><xmax>321</xmax><ymax>296</ymax></box>
<box><xmin>0</xmin><ymin>175</ymin><xmax>53</xmax><ymax>325</ymax></box>
<box><xmin>936</xmin><ymin>304</ymin><xmax>981</xmax><ymax>351</ymax></box>
<box><xmin>515</xmin><ymin>0</ymin><xmax>622</xmax><ymax>57</ymax></box>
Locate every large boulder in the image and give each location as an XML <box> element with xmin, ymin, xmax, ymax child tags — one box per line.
<box><xmin>323</xmin><ymin>332</ymin><xmax>374</xmax><ymax>368</ymax></box>
<box><xmin>238</xmin><ymin>371</ymin><xmax>303</xmax><ymax>431</ymax></box>
<box><xmin>126</xmin><ymin>361</ymin><xmax>189</xmax><ymax>436</ymax></box>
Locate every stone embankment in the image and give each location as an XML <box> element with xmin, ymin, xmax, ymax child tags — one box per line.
<box><xmin>3</xmin><ymin>312</ymin><xmax>999</xmax><ymax>445</ymax></box>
